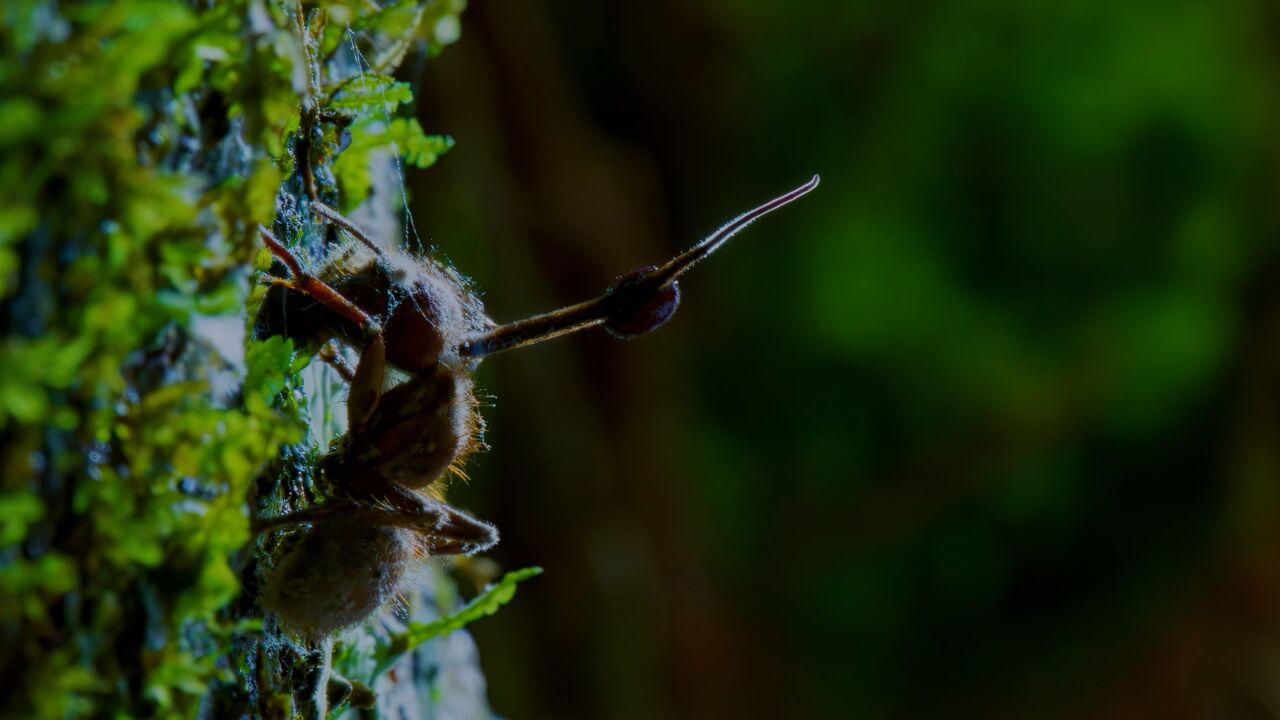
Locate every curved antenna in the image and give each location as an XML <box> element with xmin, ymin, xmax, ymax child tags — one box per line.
<box><xmin>459</xmin><ymin>174</ymin><xmax>820</xmax><ymax>359</ymax></box>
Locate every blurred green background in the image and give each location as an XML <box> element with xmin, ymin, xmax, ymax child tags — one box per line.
<box><xmin>401</xmin><ymin>1</ymin><xmax>1280</xmax><ymax>718</ymax></box>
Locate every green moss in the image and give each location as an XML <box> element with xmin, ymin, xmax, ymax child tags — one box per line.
<box><xmin>0</xmin><ymin>2</ymin><xmax>516</xmax><ymax>717</ymax></box>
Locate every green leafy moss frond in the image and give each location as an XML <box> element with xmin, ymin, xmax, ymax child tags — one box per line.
<box><xmin>0</xmin><ymin>1</ymin><xmax>503</xmax><ymax>718</ymax></box>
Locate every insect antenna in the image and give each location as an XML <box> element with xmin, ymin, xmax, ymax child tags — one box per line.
<box><xmin>459</xmin><ymin>174</ymin><xmax>820</xmax><ymax>358</ymax></box>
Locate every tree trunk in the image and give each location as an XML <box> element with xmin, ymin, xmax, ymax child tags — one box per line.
<box><xmin>1</xmin><ymin>2</ymin><xmax>501</xmax><ymax>717</ymax></box>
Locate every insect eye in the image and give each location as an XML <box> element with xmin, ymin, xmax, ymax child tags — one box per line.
<box><xmin>603</xmin><ymin>265</ymin><xmax>682</xmax><ymax>340</ymax></box>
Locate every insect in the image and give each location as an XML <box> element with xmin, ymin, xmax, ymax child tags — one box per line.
<box><xmin>251</xmin><ymin>175</ymin><xmax>819</xmax><ymax>637</ymax></box>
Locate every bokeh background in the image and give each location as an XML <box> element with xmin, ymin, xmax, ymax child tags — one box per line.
<box><xmin>401</xmin><ymin>2</ymin><xmax>1280</xmax><ymax>718</ymax></box>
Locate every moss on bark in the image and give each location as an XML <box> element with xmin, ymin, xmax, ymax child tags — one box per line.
<box><xmin>0</xmin><ymin>2</ymin><xmax>521</xmax><ymax>717</ymax></box>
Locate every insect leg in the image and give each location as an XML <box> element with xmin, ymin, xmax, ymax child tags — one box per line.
<box><xmin>259</xmin><ymin>225</ymin><xmax>387</xmax><ymax>428</ymax></box>
<box><xmin>313</xmin><ymin>335</ymin><xmax>384</xmax><ymax>427</ymax></box>
<box><xmin>346</xmin><ymin>333</ymin><xmax>384</xmax><ymax>429</ymax></box>
<box><xmin>251</xmin><ymin>491</ymin><xmax>497</xmax><ymax>557</ymax></box>
<box><xmin>310</xmin><ymin>202</ymin><xmax>385</xmax><ymax>258</ymax></box>
<box><xmin>417</xmin><ymin>503</ymin><xmax>499</xmax><ymax>556</ymax></box>
<box><xmin>258</xmin><ymin>225</ymin><xmax>381</xmax><ymax>338</ymax></box>
<box><xmin>317</xmin><ymin>342</ymin><xmax>355</xmax><ymax>383</ymax></box>
<box><xmin>315</xmin><ymin>340</ymin><xmax>385</xmax><ymax>432</ymax></box>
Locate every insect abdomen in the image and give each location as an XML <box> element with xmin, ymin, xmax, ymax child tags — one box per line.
<box><xmin>261</xmin><ymin>525</ymin><xmax>412</xmax><ymax>638</ymax></box>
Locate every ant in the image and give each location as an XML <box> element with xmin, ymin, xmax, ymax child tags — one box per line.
<box><xmin>250</xmin><ymin>174</ymin><xmax>818</xmax><ymax>637</ymax></box>
<box><xmin>246</xmin><ymin>0</ymin><xmax>818</xmax><ymax>642</ymax></box>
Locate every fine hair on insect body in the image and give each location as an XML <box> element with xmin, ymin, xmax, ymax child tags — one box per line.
<box><xmin>250</xmin><ymin>173</ymin><xmax>819</xmax><ymax>638</ymax></box>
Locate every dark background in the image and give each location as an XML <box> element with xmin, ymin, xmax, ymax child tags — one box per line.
<box><xmin>404</xmin><ymin>2</ymin><xmax>1280</xmax><ymax>718</ymax></box>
